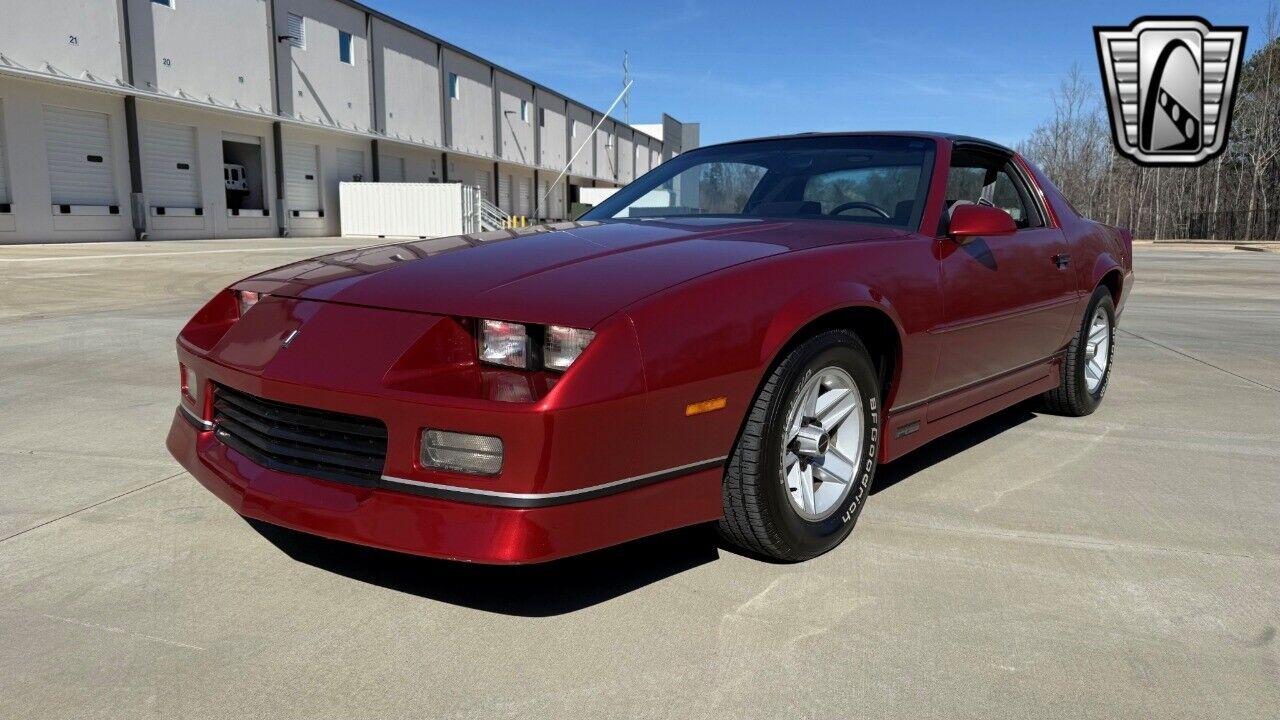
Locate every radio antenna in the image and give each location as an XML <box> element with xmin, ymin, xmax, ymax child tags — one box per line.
<box><xmin>538</xmin><ymin>79</ymin><xmax>633</xmax><ymax>215</ymax></box>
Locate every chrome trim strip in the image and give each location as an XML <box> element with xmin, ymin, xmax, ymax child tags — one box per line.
<box><xmin>381</xmin><ymin>456</ymin><xmax>728</xmax><ymax>508</ymax></box>
<box><xmin>179</xmin><ymin>404</ymin><xmax>214</xmax><ymax>431</ymax></box>
<box><xmin>890</xmin><ymin>351</ymin><xmax>1064</xmax><ymax>415</ymax></box>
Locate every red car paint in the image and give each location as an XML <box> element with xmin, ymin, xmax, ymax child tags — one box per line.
<box><xmin>167</xmin><ymin>132</ymin><xmax>1133</xmax><ymax>564</ymax></box>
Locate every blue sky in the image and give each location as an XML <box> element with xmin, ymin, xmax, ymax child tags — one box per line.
<box><xmin>367</xmin><ymin>0</ymin><xmax>1272</xmax><ymax>147</ymax></box>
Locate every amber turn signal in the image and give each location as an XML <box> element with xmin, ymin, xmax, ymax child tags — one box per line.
<box><xmin>685</xmin><ymin>397</ymin><xmax>727</xmax><ymax>416</ymax></box>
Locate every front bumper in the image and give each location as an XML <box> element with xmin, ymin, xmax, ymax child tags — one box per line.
<box><xmin>167</xmin><ymin>408</ymin><xmax>723</xmax><ymax>564</ymax></box>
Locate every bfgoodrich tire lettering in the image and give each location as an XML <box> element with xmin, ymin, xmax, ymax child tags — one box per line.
<box><xmin>718</xmin><ymin>329</ymin><xmax>881</xmax><ymax>561</ymax></box>
<box><xmin>1042</xmin><ymin>286</ymin><xmax>1116</xmax><ymax>416</ymax></box>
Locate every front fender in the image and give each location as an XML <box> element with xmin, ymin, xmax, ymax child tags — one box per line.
<box><xmin>621</xmin><ymin>237</ymin><xmax>939</xmax><ymax>471</ymax></box>
<box><xmin>759</xmin><ymin>281</ymin><xmax>907</xmax><ymax>367</ymax></box>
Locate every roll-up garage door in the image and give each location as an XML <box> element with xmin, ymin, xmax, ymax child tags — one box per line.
<box><xmin>45</xmin><ymin>106</ymin><xmax>117</xmax><ymax>207</ymax></box>
<box><xmin>476</xmin><ymin>169</ymin><xmax>491</xmax><ymax>202</ymax></box>
<box><xmin>378</xmin><ymin>155</ymin><xmax>404</xmax><ymax>182</ymax></box>
<box><xmin>337</xmin><ymin>148</ymin><xmax>364</xmax><ymax>183</ymax></box>
<box><xmin>517</xmin><ymin>178</ymin><xmax>530</xmax><ymax>217</ymax></box>
<box><xmin>143</xmin><ymin>121</ymin><xmax>200</xmax><ymax>210</ymax></box>
<box><xmin>284</xmin><ymin>143</ymin><xmax>321</xmax><ymax>213</ymax></box>
<box><xmin>498</xmin><ymin>174</ymin><xmax>511</xmax><ymax>213</ymax></box>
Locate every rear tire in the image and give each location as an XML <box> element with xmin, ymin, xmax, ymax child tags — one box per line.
<box><xmin>1042</xmin><ymin>286</ymin><xmax>1115</xmax><ymax>416</ymax></box>
<box><xmin>718</xmin><ymin>330</ymin><xmax>881</xmax><ymax>562</ymax></box>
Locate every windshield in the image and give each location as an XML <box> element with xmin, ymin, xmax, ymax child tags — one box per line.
<box><xmin>583</xmin><ymin>135</ymin><xmax>936</xmax><ymax>229</ymax></box>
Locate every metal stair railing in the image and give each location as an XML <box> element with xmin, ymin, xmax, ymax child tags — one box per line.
<box><xmin>477</xmin><ymin>195</ymin><xmax>508</xmax><ymax>232</ymax></box>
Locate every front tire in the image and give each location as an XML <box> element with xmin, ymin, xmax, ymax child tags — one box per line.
<box><xmin>718</xmin><ymin>330</ymin><xmax>881</xmax><ymax>562</ymax></box>
<box><xmin>1042</xmin><ymin>286</ymin><xmax>1115</xmax><ymax>416</ymax></box>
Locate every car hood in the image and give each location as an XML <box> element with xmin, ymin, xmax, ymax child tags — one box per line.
<box><xmin>242</xmin><ymin>218</ymin><xmax>905</xmax><ymax>328</ymax></box>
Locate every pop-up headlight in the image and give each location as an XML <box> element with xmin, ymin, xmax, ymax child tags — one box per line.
<box><xmin>479</xmin><ymin>320</ymin><xmax>529</xmax><ymax>369</ymax></box>
<box><xmin>543</xmin><ymin>325</ymin><xmax>596</xmax><ymax>371</ymax></box>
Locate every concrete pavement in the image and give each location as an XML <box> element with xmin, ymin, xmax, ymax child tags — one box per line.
<box><xmin>0</xmin><ymin>240</ymin><xmax>1277</xmax><ymax>719</ymax></box>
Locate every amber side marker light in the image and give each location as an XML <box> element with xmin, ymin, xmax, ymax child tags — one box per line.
<box><xmin>685</xmin><ymin>397</ymin><xmax>727</xmax><ymax>416</ymax></box>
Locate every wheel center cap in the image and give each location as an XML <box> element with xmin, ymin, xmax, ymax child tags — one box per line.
<box><xmin>794</xmin><ymin>424</ymin><xmax>831</xmax><ymax>459</ymax></box>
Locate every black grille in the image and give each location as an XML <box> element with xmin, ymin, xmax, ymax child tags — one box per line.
<box><xmin>212</xmin><ymin>384</ymin><xmax>388</xmax><ymax>486</ymax></box>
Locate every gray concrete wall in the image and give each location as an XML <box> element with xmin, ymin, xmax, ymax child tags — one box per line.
<box><xmin>281</xmin><ymin>124</ymin><xmax>371</xmax><ymax>236</ymax></box>
<box><xmin>275</xmin><ymin>0</ymin><xmax>372</xmax><ymax>130</ymax></box>
<box><xmin>0</xmin><ymin>76</ymin><xmax>134</xmax><ymax>243</ymax></box>
<box><xmin>442</xmin><ymin>49</ymin><xmax>493</xmax><ymax>158</ymax></box>
<box><xmin>634</xmin><ymin>132</ymin><xmax>652</xmax><ymax>176</ymax></box>
<box><xmin>661</xmin><ymin>113</ymin><xmax>682</xmax><ymax>160</ymax></box>
<box><xmin>135</xmin><ymin>100</ymin><xmax>278</xmax><ymax>240</ymax></box>
<box><xmin>567</xmin><ymin>102</ymin><xmax>593</xmax><ymax>178</ymax></box>
<box><xmin>378</xmin><ymin>140</ymin><xmax>442</xmax><ymax>182</ymax></box>
<box><xmin>0</xmin><ymin>0</ymin><xmax>125</xmax><ymax>83</ymax></box>
<box><xmin>373</xmin><ymin>19</ymin><xmax>441</xmax><ymax>146</ymax></box>
<box><xmin>495</xmin><ymin>71</ymin><xmax>534</xmax><ymax>166</ymax></box>
<box><xmin>0</xmin><ymin>0</ymin><xmax>687</xmax><ymax>242</ymax></box>
<box><xmin>595</xmin><ymin>117</ymin><xmax>616</xmax><ymax>183</ymax></box>
<box><xmin>127</xmin><ymin>0</ymin><xmax>274</xmax><ymax>112</ymax></box>
<box><xmin>617</xmin><ymin>129</ymin><xmax>634</xmax><ymax>185</ymax></box>
<box><xmin>536</xmin><ymin>90</ymin><xmax>566</xmax><ymax>171</ymax></box>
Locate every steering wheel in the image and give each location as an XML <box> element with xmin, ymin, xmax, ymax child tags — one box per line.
<box><xmin>829</xmin><ymin>201</ymin><xmax>891</xmax><ymax>219</ymax></box>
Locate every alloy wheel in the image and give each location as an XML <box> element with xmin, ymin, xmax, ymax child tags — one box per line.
<box><xmin>781</xmin><ymin>367</ymin><xmax>865</xmax><ymax>521</ymax></box>
<box><xmin>1083</xmin><ymin>306</ymin><xmax>1112</xmax><ymax>393</ymax></box>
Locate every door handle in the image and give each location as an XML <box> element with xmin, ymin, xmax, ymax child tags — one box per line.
<box><xmin>1053</xmin><ymin>253</ymin><xmax>1071</xmax><ymax>269</ymax></box>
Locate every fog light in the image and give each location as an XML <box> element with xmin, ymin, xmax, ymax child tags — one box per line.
<box><xmin>420</xmin><ymin>429</ymin><xmax>504</xmax><ymax>475</ymax></box>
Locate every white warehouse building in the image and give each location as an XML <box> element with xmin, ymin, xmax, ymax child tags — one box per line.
<box><xmin>0</xmin><ymin>0</ymin><xmax>697</xmax><ymax>243</ymax></box>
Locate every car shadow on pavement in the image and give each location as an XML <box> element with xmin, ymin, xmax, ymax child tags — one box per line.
<box><xmin>715</xmin><ymin>402</ymin><xmax>1040</xmax><ymax>563</ymax></box>
<box><xmin>246</xmin><ymin>518</ymin><xmax>721</xmax><ymax>617</ymax></box>
<box><xmin>869</xmin><ymin>402</ymin><xmax>1038</xmax><ymax>496</ymax></box>
<box><xmin>247</xmin><ymin>403</ymin><xmax>1037</xmax><ymax>613</ymax></box>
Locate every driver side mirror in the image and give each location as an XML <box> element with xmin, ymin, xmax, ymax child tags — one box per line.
<box><xmin>948</xmin><ymin>204</ymin><xmax>1017</xmax><ymax>242</ymax></box>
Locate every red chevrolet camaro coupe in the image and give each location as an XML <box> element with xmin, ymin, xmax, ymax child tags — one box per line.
<box><xmin>167</xmin><ymin>132</ymin><xmax>1133</xmax><ymax>564</ymax></box>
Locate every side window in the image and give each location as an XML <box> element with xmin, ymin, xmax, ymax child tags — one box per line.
<box><xmin>943</xmin><ymin>152</ymin><xmax>1043</xmax><ymax>230</ymax></box>
<box><xmin>945</xmin><ymin>166</ymin><xmax>987</xmax><ymax>208</ymax></box>
<box><xmin>990</xmin><ymin>170</ymin><xmax>1031</xmax><ymax>227</ymax></box>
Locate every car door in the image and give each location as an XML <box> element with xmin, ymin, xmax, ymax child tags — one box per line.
<box><xmin>930</xmin><ymin>150</ymin><xmax>1076</xmax><ymax>398</ymax></box>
